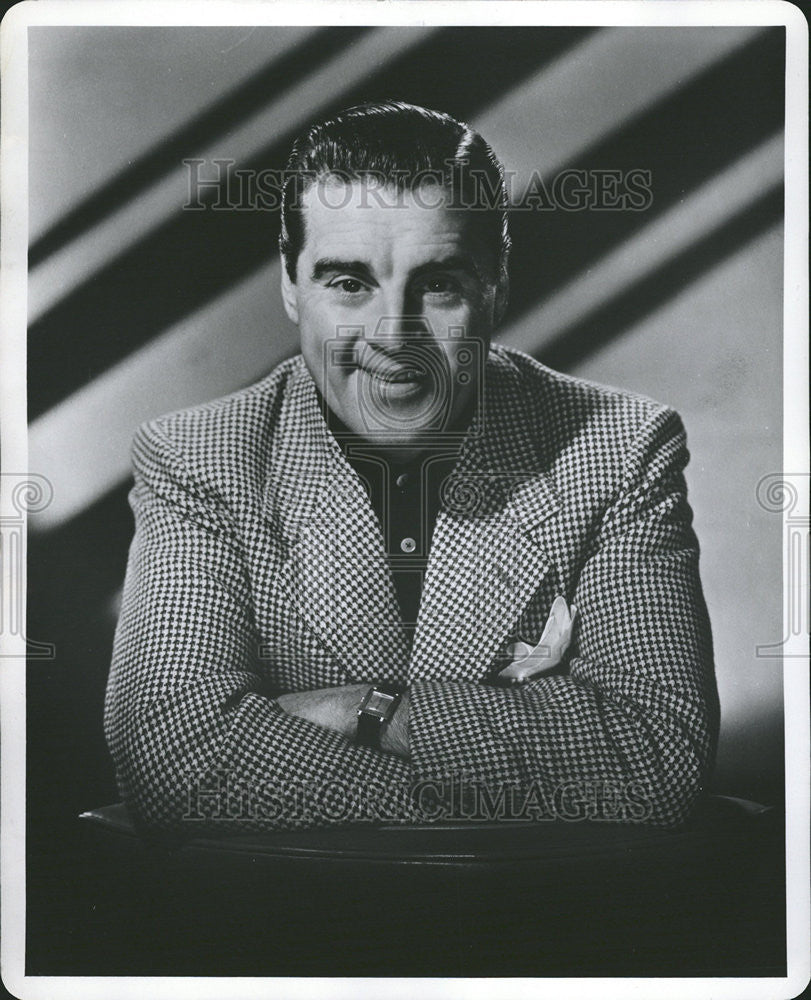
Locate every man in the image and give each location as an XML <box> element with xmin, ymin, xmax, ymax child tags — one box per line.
<box><xmin>104</xmin><ymin>101</ymin><xmax>719</xmax><ymax>832</ymax></box>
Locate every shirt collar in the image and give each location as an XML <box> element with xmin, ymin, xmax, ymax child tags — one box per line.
<box><xmin>313</xmin><ymin>386</ymin><xmax>476</xmax><ymax>475</ymax></box>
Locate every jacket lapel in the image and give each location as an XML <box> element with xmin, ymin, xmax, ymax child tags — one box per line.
<box><xmin>263</xmin><ymin>362</ymin><xmax>409</xmax><ymax>683</ymax></box>
<box><xmin>409</xmin><ymin>353</ymin><xmax>562</xmax><ymax>682</ymax></box>
<box><xmin>262</xmin><ymin>351</ymin><xmax>562</xmax><ymax>687</ymax></box>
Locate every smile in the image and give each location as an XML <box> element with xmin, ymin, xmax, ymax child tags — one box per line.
<box><xmin>359</xmin><ymin>361</ymin><xmax>429</xmax><ymax>385</ymax></box>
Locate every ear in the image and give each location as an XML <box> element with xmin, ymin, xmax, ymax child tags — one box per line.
<box><xmin>493</xmin><ymin>269</ymin><xmax>509</xmax><ymax>326</ymax></box>
<box><xmin>280</xmin><ymin>256</ymin><xmax>299</xmax><ymax>325</ymax></box>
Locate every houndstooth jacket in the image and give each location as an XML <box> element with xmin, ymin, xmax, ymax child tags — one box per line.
<box><xmin>104</xmin><ymin>344</ymin><xmax>719</xmax><ymax>832</ymax></box>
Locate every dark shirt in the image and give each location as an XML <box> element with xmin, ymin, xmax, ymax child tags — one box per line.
<box><xmin>316</xmin><ymin>390</ymin><xmax>474</xmax><ymax>648</ymax></box>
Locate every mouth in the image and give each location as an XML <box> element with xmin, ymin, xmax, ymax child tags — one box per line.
<box><xmin>358</xmin><ymin>355</ymin><xmax>429</xmax><ymax>385</ymax></box>
<box><xmin>362</xmin><ymin>366</ymin><xmax>426</xmax><ymax>385</ymax></box>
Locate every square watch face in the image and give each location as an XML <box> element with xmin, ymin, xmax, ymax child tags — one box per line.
<box><xmin>363</xmin><ymin>690</ymin><xmax>396</xmax><ymax>719</ymax></box>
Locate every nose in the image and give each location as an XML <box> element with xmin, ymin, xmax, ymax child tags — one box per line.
<box><xmin>374</xmin><ymin>284</ymin><xmax>431</xmax><ymax>343</ymax></box>
<box><xmin>373</xmin><ymin>315</ymin><xmax>431</xmax><ymax>342</ymax></box>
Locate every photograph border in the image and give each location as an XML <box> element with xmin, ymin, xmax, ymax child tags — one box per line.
<box><xmin>2</xmin><ymin>2</ymin><xmax>808</xmax><ymax>998</ymax></box>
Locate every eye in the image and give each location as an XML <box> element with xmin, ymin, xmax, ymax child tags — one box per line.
<box><xmin>329</xmin><ymin>277</ymin><xmax>367</xmax><ymax>295</ymax></box>
<box><xmin>419</xmin><ymin>275</ymin><xmax>460</xmax><ymax>296</ymax></box>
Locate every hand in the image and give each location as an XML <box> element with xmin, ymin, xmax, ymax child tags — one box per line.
<box><xmin>276</xmin><ymin>683</ymin><xmax>371</xmax><ymax>740</ymax></box>
<box><xmin>496</xmin><ymin>595</ymin><xmax>577</xmax><ymax>684</ymax></box>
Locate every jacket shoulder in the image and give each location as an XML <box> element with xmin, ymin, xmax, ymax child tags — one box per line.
<box><xmin>491</xmin><ymin>344</ymin><xmax>671</xmax><ymax>422</ymax></box>
<box><xmin>131</xmin><ymin>355</ymin><xmax>304</xmax><ymax>489</ymax></box>
<box><xmin>489</xmin><ymin>345</ymin><xmax>686</xmax><ymax>489</ymax></box>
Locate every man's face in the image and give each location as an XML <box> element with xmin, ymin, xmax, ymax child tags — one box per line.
<box><xmin>282</xmin><ymin>177</ymin><xmax>505</xmax><ymax>451</ymax></box>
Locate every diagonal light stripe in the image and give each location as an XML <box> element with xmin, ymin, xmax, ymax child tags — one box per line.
<box><xmin>28</xmin><ymin>26</ymin><xmax>321</xmax><ymax>244</ymax></box>
<box><xmin>28</xmin><ymin>26</ymin><xmax>436</xmax><ymax>323</ymax></box>
<box><xmin>496</xmin><ymin>132</ymin><xmax>784</xmax><ymax>355</ymax></box>
<box><xmin>473</xmin><ymin>25</ymin><xmax>765</xmax><ymax>187</ymax></box>
<box><xmin>29</xmin><ymin>259</ymin><xmax>293</xmax><ymax>531</ymax></box>
<box><xmin>32</xmin><ymin>25</ymin><xmax>756</xmax><ymax>325</ymax></box>
<box><xmin>28</xmin><ymin>25</ymin><xmax>779</xmax><ymax>532</ymax></box>
<box><xmin>31</xmin><ymin>131</ymin><xmax>783</xmax><ymax>532</ymax></box>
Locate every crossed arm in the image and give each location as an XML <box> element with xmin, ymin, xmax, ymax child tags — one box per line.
<box><xmin>277</xmin><ymin>684</ymin><xmax>412</xmax><ymax>757</ymax></box>
<box><xmin>104</xmin><ymin>406</ymin><xmax>718</xmax><ymax>833</ymax></box>
<box><xmin>276</xmin><ymin>595</ymin><xmax>577</xmax><ymax>757</ymax></box>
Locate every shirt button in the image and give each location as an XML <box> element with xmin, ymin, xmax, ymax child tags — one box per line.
<box><xmin>395</xmin><ymin>473</ymin><xmax>410</xmax><ymax>489</ymax></box>
<box><xmin>400</xmin><ymin>537</ymin><xmax>416</xmax><ymax>553</ymax></box>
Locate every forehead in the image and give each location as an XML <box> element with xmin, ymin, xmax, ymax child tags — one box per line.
<box><xmin>298</xmin><ymin>177</ymin><xmax>486</xmax><ymax>267</ymax></box>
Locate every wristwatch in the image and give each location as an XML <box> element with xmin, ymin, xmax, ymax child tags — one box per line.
<box><xmin>356</xmin><ymin>683</ymin><xmax>402</xmax><ymax>749</ymax></box>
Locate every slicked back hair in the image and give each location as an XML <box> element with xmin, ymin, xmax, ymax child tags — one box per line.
<box><xmin>279</xmin><ymin>100</ymin><xmax>511</xmax><ymax>284</ymax></box>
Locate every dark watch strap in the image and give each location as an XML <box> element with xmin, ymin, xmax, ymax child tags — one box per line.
<box><xmin>356</xmin><ymin>706</ymin><xmax>385</xmax><ymax>749</ymax></box>
<box><xmin>356</xmin><ymin>683</ymin><xmax>402</xmax><ymax>750</ymax></box>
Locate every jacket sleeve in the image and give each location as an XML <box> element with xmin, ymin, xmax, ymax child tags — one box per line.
<box><xmin>104</xmin><ymin>419</ymin><xmax>414</xmax><ymax>834</ymax></box>
<box><xmin>406</xmin><ymin>406</ymin><xmax>720</xmax><ymax>828</ymax></box>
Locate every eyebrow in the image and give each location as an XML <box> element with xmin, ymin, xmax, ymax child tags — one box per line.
<box><xmin>410</xmin><ymin>254</ymin><xmax>486</xmax><ymax>284</ymax></box>
<box><xmin>310</xmin><ymin>258</ymin><xmax>372</xmax><ymax>282</ymax></box>
<box><xmin>310</xmin><ymin>254</ymin><xmax>486</xmax><ymax>284</ymax></box>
